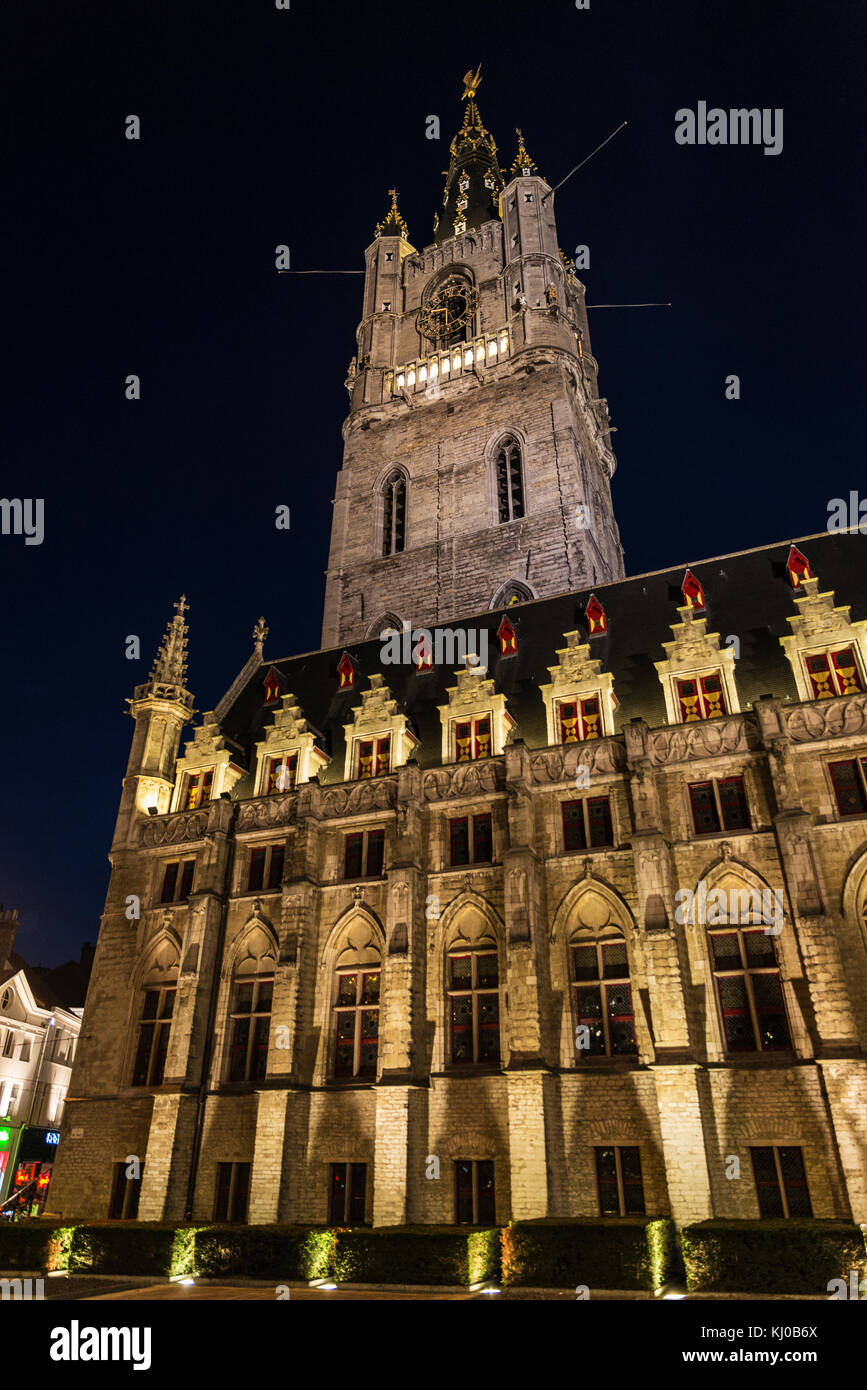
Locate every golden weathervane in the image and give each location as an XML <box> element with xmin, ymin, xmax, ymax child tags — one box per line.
<box><xmin>461</xmin><ymin>65</ymin><xmax>482</xmax><ymax>100</ymax></box>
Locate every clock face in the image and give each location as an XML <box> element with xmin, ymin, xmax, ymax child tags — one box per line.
<box><xmin>417</xmin><ymin>277</ymin><xmax>478</xmax><ymax>342</ymax></box>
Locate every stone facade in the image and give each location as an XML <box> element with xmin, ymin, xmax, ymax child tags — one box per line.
<box><xmin>48</xmin><ymin>88</ymin><xmax>867</xmax><ymax>1235</ymax></box>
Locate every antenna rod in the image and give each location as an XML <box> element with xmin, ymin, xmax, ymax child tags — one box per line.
<box><xmin>542</xmin><ymin>121</ymin><xmax>628</xmax><ymax>202</ymax></box>
<box><xmin>586</xmin><ymin>301</ymin><xmax>671</xmax><ymax>309</ymax></box>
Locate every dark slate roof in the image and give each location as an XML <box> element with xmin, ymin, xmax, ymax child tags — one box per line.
<box><xmin>219</xmin><ymin>531</ymin><xmax>867</xmax><ymax>789</ymax></box>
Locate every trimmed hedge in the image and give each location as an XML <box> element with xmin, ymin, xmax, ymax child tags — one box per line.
<box><xmin>501</xmin><ymin>1218</ymin><xmax>678</xmax><ymax>1290</ymax></box>
<box><xmin>0</xmin><ymin>1221</ymin><xmax>74</xmax><ymax>1272</ymax></box>
<box><xmin>68</xmin><ymin>1223</ymin><xmax>197</xmax><ymax>1277</ymax></box>
<box><xmin>681</xmin><ymin>1220</ymin><xmax>867</xmax><ymax>1295</ymax></box>
<box><xmin>193</xmin><ymin>1225</ymin><xmax>335</xmax><ymax>1281</ymax></box>
<box><xmin>332</xmin><ymin>1226</ymin><xmax>500</xmax><ymax>1286</ymax></box>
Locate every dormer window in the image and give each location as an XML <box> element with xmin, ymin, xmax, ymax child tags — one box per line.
<box><xmin>559</xmin><ymin>696</ymin><xmax>601</xmax><ymax>742</ymax></box>
<box><xmin>357</xmin><ymin>735</ymin><xmax>391</xmax><ymax>780</ymax></box>
<box><xmin>676</xmin><ymin>672</ymin><xmax>727</xmax><ymax>722</ymax></box>
<box><xmin>182</xmin><ymin>769</ymin><xmax>213</xmax><ymax>809</ymax></box>
<box><xmin>455</xmin><ymin>716</ymin><xmax>491</xmax><ymax>762</ymax></box>
<box><xmin>805</xmin><ymin>648</ymin><xmax>863</xmax><ymax>699</ymax></box>
<box><xmin>265</xmin><ymin>753</ymin><xmax>297</xmax><ymax>794</ymax></box>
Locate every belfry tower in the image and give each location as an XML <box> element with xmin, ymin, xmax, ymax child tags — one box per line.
<box><xmin>321</xmin><ymin>70</ymin><xmax>624</xmax><ymax>649</ymax></box>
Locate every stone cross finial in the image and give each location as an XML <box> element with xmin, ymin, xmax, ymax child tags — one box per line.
<box><xmin>253</xmin><ymin>616</ymin><xmax>269</xmax><ymax>651</ymax></box>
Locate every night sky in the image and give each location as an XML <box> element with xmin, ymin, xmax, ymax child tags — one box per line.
<box><xmin>2</xmin><ymin>0</ymin><xmax>864</xmax><ymax>965</ymax></box>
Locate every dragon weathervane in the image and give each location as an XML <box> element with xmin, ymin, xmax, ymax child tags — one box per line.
<box><xmin>461</xmin><ymin>65</ymin><xmax>483</xmax><ymax>99</ymax></box>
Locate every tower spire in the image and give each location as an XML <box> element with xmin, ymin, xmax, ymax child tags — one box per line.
<box><xmin>147</xmin><ymin>595</ymin><xmax>190</xmax><ymax>695</ymax></box>
<box><xmin>433</xmin><ymin>68</ymin><xmax>503</xmax><ymax>246</ymax></box>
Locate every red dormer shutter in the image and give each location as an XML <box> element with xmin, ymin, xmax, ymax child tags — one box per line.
<box><xmin>681</xmin><ymin>569</ymin><xmax>705</xmax><ymax>609</ymax></box>
<box><xmin>585</xmin><ymin>594</ymin><xmax>607</xmax><ymax>635</ymax></box>
<box><xmin>337</xmin><ymin>653</ymin><xmax>355</xmax><ymax>689</ymax></box>
<box><xmin>786</xmin><ymin>545</ymin><xmax>812</xmax><ymax>588</ymax></box>
<box><xmin>263</xmin><ymin>668</ymin><xmax>281</xmax><ymax>704</ymax></box>
<box><xmin>497</xmin><ymin>615</ymin><xmax>517</xmax><ymax>655</ymax></box>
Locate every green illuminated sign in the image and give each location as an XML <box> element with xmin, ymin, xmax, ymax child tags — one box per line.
<box><xmin>0</xmin><ymin>1129</ymin><xmax>10</xmax><ymax>1147</ymax></box>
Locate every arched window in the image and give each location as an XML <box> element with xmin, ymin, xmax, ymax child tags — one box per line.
<box><xmin>570</xmin><ymin>933</ymin><xmax>637</xmax><ymax>1057</ymax></box>
<box><xmin>496</xmin><ymin>438</ymin><xmax>524</xmax><ymax>522</ymax></box>
<box><xmin>490</xmin><ymin>579</ymin><xmax>533</xmax><ymax>609</ymax></box>
<box><xmin>709</xmin><ymin>921</ymin><xmax>790</xmax><ymax>1053</ymax></box>
<box><xmin>227</xmin><ymin>928</ymin><xmax>276</xmax><ymax>1082</ymax></box>
<box><xmin>382</xmin><ymin>472</ymin><xmax>406</xmax><ymax>556</ymax></box>
<box><xmin>332</xmin><ymin>920</ymin><xmax>382</xmax><ymax>1080</ymax></box>
<box><xmin>131</xmin><ymin>941</ymin><xmax>179</xmax><ymax>1087</ymax></box>
<box><xmin>448</xmin><ymin>947</ymin><xmax>500</xmax><ymax>1064</ymax></box>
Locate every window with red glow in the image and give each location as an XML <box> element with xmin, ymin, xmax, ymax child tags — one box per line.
<box><xmin>710</xmin><ymin>927</ymin><xmax>791</xmax><ymax>1053</ymax></box>
<box><xmin>448</xmin><ymin>951</ymin><xmax>500</xmax><ymax>1065</ymax></box>
<box><xmin>455</xmin><ymin>716</ymin><xmax>491</xmax><ymax>762</ymax></box>
<box><xmin>334</xmin><ymin>970</ymin><xmax>380</xmax><ymax>1078</ymax></box>
<box><xmin>676</xmin><ymin>672</ymin><xmax>727</xmax><ymax>722</ymax></box>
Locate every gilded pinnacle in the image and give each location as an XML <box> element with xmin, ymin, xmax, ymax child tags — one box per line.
<box><xmin>374</xmin><ymin>187</ymin><xmax>410</xmax><ymax>240</ymax></box>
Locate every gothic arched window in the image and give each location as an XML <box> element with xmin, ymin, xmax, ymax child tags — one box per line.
<box><xmin>382</xmin><ymin>471</ymin><xmax>406</xmax><ymax>556</ymax></box>
<box><xmin>227</xmin><ymin>930</ymin><xmax>276</xmax><ymax>1081</ymax></box>
<box><xmin>496</xmin><ymin>438</ymin><xmax>525</xmax><ymax>522</ymax></box>
<box><xmin>570</xmin><ymin>933</ymin><xmax>636</xmax><ymax>1057</ymax></box>
<box><xmin>709</xmin><ymin>922</ymin><xmax>790</xmax><ymax>1053</ymax></box>
<box><xmin>448</xmin><ymin>947</ymin><xmax>500</xmax><ymax>1065</ymax></box>
<box><xmin>131</xmin><ymin>942</ymin><xmax>179</xmax><ymax>1087</ymax></box>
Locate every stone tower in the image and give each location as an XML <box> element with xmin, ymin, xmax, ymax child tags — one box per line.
<box><xmin>321</xmin><ymin>75</ymin><xmax>624</xmax><ymax>649</ymax></box>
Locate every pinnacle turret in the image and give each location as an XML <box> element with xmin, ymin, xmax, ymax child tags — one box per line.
<box><xmin>149</xmin><ymin>595</ymin><xmax>190</xmax><ymax>689</ymax></box>
<box><xmin>374</xmin><ymin>187</ymin><xmax>410</xmax><ymax>241</ymax></box>
<box><xmin>509</xmin><ymin>128</ymin><xmax>541</xmax><ymax>180</ymax></box>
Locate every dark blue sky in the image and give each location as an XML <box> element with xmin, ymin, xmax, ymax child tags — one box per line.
<box><xmin>2</xmin><ymin>0</ymin><xmax>864</xmax><ymax>964</ymax></box>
